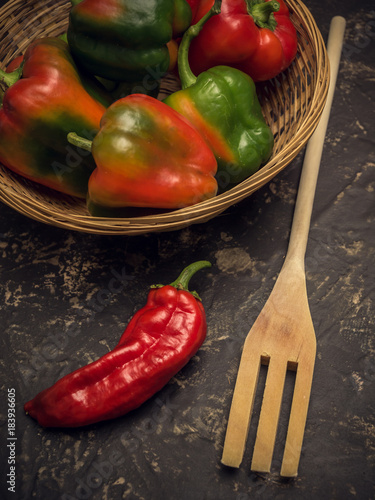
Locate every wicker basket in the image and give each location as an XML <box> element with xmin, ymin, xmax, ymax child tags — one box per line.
<box><xmin>0</xmin><ymin>0</ymin><xmax>329</xmax><ymax>235</ymax></box>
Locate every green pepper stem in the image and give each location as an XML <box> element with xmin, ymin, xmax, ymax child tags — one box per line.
<box><xmin>178</xmin><ymin>0</ymin><xmax>222</xmax><ymax>89</ymax></box>
<box><xmin>245</xmin><ymin>0</ymin><xmax>280</xmax><ymax>30</ymax></box>
<box><xmin>0</xmin><ymin>63</ymin><xmax>23</xmax><ymax>89</ymax></box>
<box><xmin>151</xmin><ymin>261</ymin><xmax>212</xmax><ymax>300</ymax></box>
<box><xmin>67</xmin><ymin>132</ymin><xmax>93</xmax><ymax>152</ymax></box>
<box><xmin>0</xmin><ymin>64</ymin><xmax>23</xmax><ymax>106</ymax></box>
<box><xmin>59</xmin><ymin>32</ymin><xmax>68</xmax><ymax>43</ymax></box>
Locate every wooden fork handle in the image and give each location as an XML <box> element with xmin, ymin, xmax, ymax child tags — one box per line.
<box><xmin>286</xmin><ymin>16</ymin><xmax>347</xmax><ymax>265</ymax></box>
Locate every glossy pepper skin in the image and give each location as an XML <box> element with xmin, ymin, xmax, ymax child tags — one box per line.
<box><xmin>0</xmin><ymin>38</ymin><xmax>108</xmax><ymax>198</ymax></box>
<box><xmin>24</xmin><ymin>261</ymin><xmax>211</xmax><ymax>428</ymax></box>
<box><xmin>67</xmin><ymin>0</ymin><xmax>192</xmax><ymax>83</ymax></box>
<box><xmin>68</xmin><ymin>94</ymin><xmax>218</xmax><ymax>216</ymax></box>
<box><xmin>164</xmin><ymin>0</ymin><xmax>274</xmax><ymax>186</ymax></box>
<box><xmin>186</xmin><ymin>0</ymin><xmax>213</xmax><ymax>24</ymax></box>
<box><xmin>3</xmin><ymin>46</ymin><xmax>114</xmax><ymax>109</ymax></box>
<box><xmin>185</xmin><ymin>0</ymin><xmax>297</xmax><ymax>82</ymax></box>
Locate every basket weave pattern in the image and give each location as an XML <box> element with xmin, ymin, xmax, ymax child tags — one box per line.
<box><xmin>0</xmin><ymin>0</ymin><xmax>329</xmax><ymax>235</ymax></box>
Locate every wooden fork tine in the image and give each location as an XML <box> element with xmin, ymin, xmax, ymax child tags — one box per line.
<box><xmin>280</xmin><ymin>353</ymin><xmax>316</xmax><ymax>477</ymax></box>
<box><xmin>221</xmin><ymin>349</ymin><xmax>261</xmax><ymax>468</ymax></box>
<box><xmin>251</xmin><ymin>358</ymin><xmax>288</xmax><ymax>473</ymax></box>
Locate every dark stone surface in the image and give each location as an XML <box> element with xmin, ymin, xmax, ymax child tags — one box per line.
<box><xmin>0</xmin><ymin>1</ymin><xmax>374</xmax><ymax>499</ymax></box>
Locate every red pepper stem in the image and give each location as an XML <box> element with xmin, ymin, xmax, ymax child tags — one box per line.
<box><xmin>152</xmin><ymin>260</ymin><xmax>211</xmax><ymax>301</ymax></box>
<box><xmin>67</xmin><ymin>132</ymin><xmax>92</xmax><ymax>152</ymax></box>
<box><xmin>245</xmin><ymin>0</ymin><xmax>280</xmax><ymax>30</ymax></box>
<box><xmin>178</xmin><ymin>0</ymin><xmax>222</xmax><ymax>89</ymax></box>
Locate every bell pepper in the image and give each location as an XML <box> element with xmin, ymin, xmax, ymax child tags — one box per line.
<box><xmin>24</xmin><ymin>261</ymin><xmax>211</xmax><ymax>427</ymax></box>
<box><xmin>67</xmin><ymin>0</ymin><xmax>192</xmax><ymax>83</ymax></box>
<box><xmin>67</xmin><ymin>93</ymin><xmax>218</xmax><ymax>216</ymax></box>
<box><xmin>68</xmin><ymin>28</ymin><xmax>162</xmax><ymax>99</ymax></box>
<box><xmin>0</xmin><ymin>38</ymin><xmax>109</xmax><ymax>198</ymax></box>
<box><xmin>186</xmin><ymin>0</ymin><xmax>214</xmax><ymax>24</ymax></box>
<box><xmin>185</xmin><ymin>0</ymin><xmax>298</xmax><ymax>82</ymax></box>
<box><xmin>3</xmin><ymin>34</ymin><xmax>114</xmax><ymax>108</ymax></box>
<box><xmin>164</xmin><ymin>0</ymin><xmax>274</xmax><ymax>187</ymax></box>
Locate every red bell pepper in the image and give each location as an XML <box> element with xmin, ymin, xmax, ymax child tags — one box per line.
<box><xmin>24</xmin><ymin>261</ymin><xmax>211</xmax><ymax>427</ymax></box>
<box><xmin>185</xmin><ymin>0</ymin><xmax>298</xmax><ymax>82</ymax></box>
<box><xmin>0</xmin><ymin>38</ymin><xmax>109</xmax><ymax>198</ymax></box>
<box><xmin>187</xmin><ymin>0</ymin><xmax>214</xmax><ymax>24</ymax></box>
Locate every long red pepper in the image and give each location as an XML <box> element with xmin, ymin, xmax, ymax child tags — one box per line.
<box><xmin>24</xmin><ymin>261</ymin><xmax>211</xmax><ymax>428</ymax></box>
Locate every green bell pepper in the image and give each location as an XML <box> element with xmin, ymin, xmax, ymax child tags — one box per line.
<box><xmin>67</xmin><ymin>0</ymin><xmax>192</xmax><ymax>83</ymax></box>
<box><xmin>164</xmin><ymin>0</ymin><xmax>274</xmax><ymax>187</ymax></box>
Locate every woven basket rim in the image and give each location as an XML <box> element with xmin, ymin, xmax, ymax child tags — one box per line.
<box><xmin>0</xmin><ymin>0</ymin><xmax>330</xmax><ymax>235</ymax></box>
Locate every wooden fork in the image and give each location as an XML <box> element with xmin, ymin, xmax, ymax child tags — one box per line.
<box><xmin>221</xmin><ymin>16</ymin><xmax>346</xmax><ymax>478</ymax></box>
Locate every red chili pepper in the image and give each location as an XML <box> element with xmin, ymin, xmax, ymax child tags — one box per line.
<box><xmin>24</xmin><ymin>261</ymin><xmax>211</xmax><ymax>428</ymax></box>
<box><xmin>185</xmin><ymin>0</ymin><xmax>298</xmax><ymax>82</ymax></box>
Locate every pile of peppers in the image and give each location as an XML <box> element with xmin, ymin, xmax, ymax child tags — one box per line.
<box><xmin>0</xmin><ymin>0</ymin><xmax>298</xmax><ymax>215</ymax></box>
<box><xmin>0</xmin><ymin>0</ymin><xmax>300</xmax><ymax>429</ymax></box>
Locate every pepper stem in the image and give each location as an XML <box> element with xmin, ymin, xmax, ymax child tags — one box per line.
<box><xmin>0</xmin><ymin>64</ymin><xmax>23</xmax><ymax>88</ymax></box>
<box><xmin>67</xmin><ymin>132</ymin><xmax>93</xmax><ymax>152</ymax></box>
<box><xmin>152</xmin><ymin>261</ymin><xmax>212</xmax><ymax>301</ymax></box>
<box><xmin>245</xmin><ymin>0</ymin><xmax>280</xmax><ymax>30</ymax></box>
<box><xmin>178</xmin><ymin>0</ymin><xmax>222</xmax><ymax>89</ymax></box>
<box><xmin>0</xmin><ymin>64</ymin><xmax>23</xmax><ymax>104</ymax></box>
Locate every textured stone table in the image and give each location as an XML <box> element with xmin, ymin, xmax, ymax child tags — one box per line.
<box><xmin>0</xmin><ymin>1</ymin><xmax>374</xmax><ymax>499</ymax></box>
